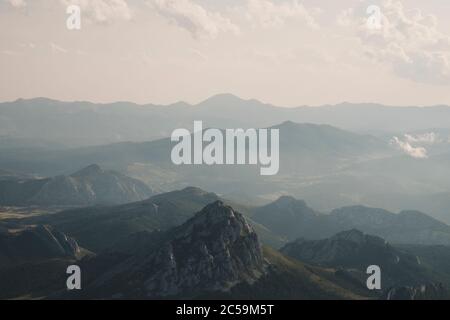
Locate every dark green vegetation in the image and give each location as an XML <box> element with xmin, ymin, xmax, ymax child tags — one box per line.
<box><xmin>1</xmin><ymin>187</ymin><xmax>450</xmax><ymax>300</ymax></box>
<box><xmin>281</xmin><ymin>230</ymin><xmax>450</xmax><ymax>290</ymax></box>
<box><xmin>0</xmin><ymin>224</ymin><xmax>83</xmax><ymax>267</ymax></box>
<box><xmin>0</xmin><ymin>224</ymin><xmax>87</xmax><ymax>299</ymax></box>
<box><xmin>49</xmin><ymin>202</ymin><xmax>372</xmax><ymax>300</ymax></box>
<box><xmin>209</xmin><ymin>247</ymin><xmax>369</xmax><ymax>300</ymax></box>
<box><xmin>14</xmin><ymin>187</ymin><xmax>284</xmax><ymax>252</ymax></box>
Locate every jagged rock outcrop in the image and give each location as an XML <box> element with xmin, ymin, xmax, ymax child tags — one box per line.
<box><xmin>84</xmin><ymin>201</ymin><xmax>266</xmax><ymax>298</ymax></box>
<box><xmin>143</xmin><ymin>201</ymin><xmax>266</xmax><ymax>297</ymax></box>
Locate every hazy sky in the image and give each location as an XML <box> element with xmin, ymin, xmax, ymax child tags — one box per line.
<box><xmin>1</xmin><ymin>0</ymin><xmax>450</xmax><ymax>107</ymax></box>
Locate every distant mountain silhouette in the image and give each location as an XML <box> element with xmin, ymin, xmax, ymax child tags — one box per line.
<box><xmin>0</xmin><ymin>164</ymin><xmax>153</xmax><ymax>206</ymax></box>
<box><xmin>2</xmin><ymin>95</ymin><xmax>450</xmax><ymax>147</ymax></box>
<box><xmin>252</xmin><ymin>196</ymin><xmax>325</xmax><ymax>240</ymax></box>
<box><xmin>2</xmin><ymin>95</ymin><xmax>450</xmax><ymax>222</ymax></box>
<box><xmin>252</xmin><ymin>197</ymin><xmax>450</xmax><ymax>246</ymax></box>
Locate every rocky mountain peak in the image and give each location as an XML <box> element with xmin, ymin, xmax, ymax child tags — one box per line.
<box><xmin>180</xmin><ymin>200</ymin><xmax>244</xmax><ymax>230</ymax></box>
<box><xmin>89</xmin><ymin>201</ymin><xmax>267</xmax><ymax>298</ymax></box>
<box><xmin>71</xmin><ymin>164</ymin><xmax>103</xmax><ymax>177</ymax></box>
<box><xmin>140</xmin><ymin>201</ymin><xmax>266</xmax><ymax>297</ymax></box>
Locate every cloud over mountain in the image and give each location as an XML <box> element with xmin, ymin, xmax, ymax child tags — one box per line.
<box><xmin>391</xmin><ymin>136</ymin><xmax>428</xmax><ymax>159</ymax></box>
<box><xmin>404</xmin><ymin>132</ymin><xmax>441</xmax><ymax>145</ymax></box>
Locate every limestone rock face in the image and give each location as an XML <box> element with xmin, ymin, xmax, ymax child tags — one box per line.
<box><xmin>142</xmin><ymin>201</ymin><xmax>266</xmax><ymax>297</ymax></box>
<box><xmin>85</xmin><ymin>201</ymin><xmax>266</xmax><ymax>298</ymax></box>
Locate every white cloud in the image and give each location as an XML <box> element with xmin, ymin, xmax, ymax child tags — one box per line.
<box><xmin>242</xmin><ymin>0</ymin><xmax>319</xmax><ymax>29</ymax></box>
<box><xmin>340</xmin><ymin>0</ymin><xmax>450</xmax><ymax>85</ymax></box>
<box><xmin>391</xmin><ymin>136</ymin><xmax>428</xmax><ymax>159</ymax></box>
<box><xmin>147</xmin><ymin>0</ymin><xmax>239</xmax><ymax>39</ymax></box>
<box><xmin>390</xmin><ymin>131</ymin><xmax>447</xmax><ymax>158</ymax></box>
<box><xmin>60</xmin><ymin>0</ymin><xmax>132</xmax><ymax>23</ymax></box>
<box><xmin>404</xmin><ymin>132</ymin><xmax>441</xmax><ymax>145</ymax></box>
<box><xmin>6</xmin><ymin>0</ymin><xmax>26</xmax><ymax>8</ymax></box>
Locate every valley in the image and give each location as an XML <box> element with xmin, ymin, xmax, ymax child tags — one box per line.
<box><xmin>1</xmin><ymin>95</ymin><xmax>450</xmax><ymax>300</ymax></box>
<box><xmin>3</xmin><ymin>0</ymin><xmax>450</xmax><ymax>304</ymax></box>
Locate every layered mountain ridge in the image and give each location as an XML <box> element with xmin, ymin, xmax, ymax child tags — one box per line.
<box><xmin>252</xmin><ymin>196</ymin><xmax>450</xmax><ymax>246</ymax></box>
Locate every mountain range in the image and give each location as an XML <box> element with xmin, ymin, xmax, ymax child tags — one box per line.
<box><xmin>11</xmin><ymin>187</ymin><xmax>450</xmax><ymax>252</ymax></box>
<box><xmin>281</xmin><ymin>230</ymin><xmax>428</xmax><ymax>288</ymax></box>
<box><xmin>2</xmin><ymin>95</ymin><xmax>450</xmax><ymax>147</ymax></box>
<box><xmin>252</xmin><ymin>196</ymin><xmax>450</xmax><ymax>246</ymax></box>
<box><xmin>60</xmin><ymin>201</ymin><xmax>367</xmax><ymax>300</ymax></box>
<box><xmin>16</xmin><ymin>187</ymin><xmax>284</xmax><ymax>252</ymax></box>
<box><xmin>12</xmin><ymin>186</ymin><xmax>450</xmax><ymax>254</ymax></box>
<box><xmin>1</xmin><ymin>115</ymin><xmax>449</xmax><ymax>224</ymax></box>
<box><xmin>1</xmin><ymin>94</ymin><xmax>450</xmax><ymax>300</ymax></box>
<box><xmin>2</xmin><ymin>192</ymin><xmax>450</xmax><ymax>299</ymax></box>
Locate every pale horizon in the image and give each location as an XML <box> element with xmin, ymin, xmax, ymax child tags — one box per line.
<box><xmin>2</xmin><ymin>92</ymin><xmax>450</xmax><ymax>109</ymax></box>
<box><xmin>1</xmin><ymin>0</ymin><xmax>450</xmax><ymax>107</ymax></box>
